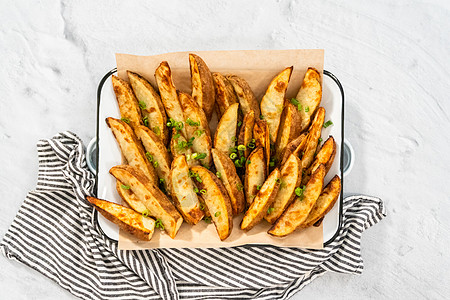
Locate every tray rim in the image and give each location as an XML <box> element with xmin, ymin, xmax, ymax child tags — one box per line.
<box><xmin>94</xmin><ymin>68</ymin><xmax>344</xmax><ymax>247</ymax></box>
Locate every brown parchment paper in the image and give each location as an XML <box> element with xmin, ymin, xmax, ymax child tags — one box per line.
<box><xmin>115</xmin><ymin>49</ymin><xmax>324</xmax><ymax>250</ymax></box>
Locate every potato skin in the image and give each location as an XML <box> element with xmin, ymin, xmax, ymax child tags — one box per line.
<box><xmin>244</xmin><ymin>147</ymin><xmax>267</xmax><ymax>207</ymax></box>
<box><xmin>111</xmin><ymin>75</ymin><xmax>143</xmax><ymax>129</ymax></box>
<box><xmin>274</xmin><ymin>103</ymin><xmax>301</xmax><ymax>163</ymax></box>
<box><xmin>237</xmin><ymin>110</ymin><xmax>255</xmax><ymax>158</ymax></box>
<box><xmin>189</xmin><ymin>54</ymin><xmax>215</xmax><ymax>120</ymax></box>
<box><xmin>226</xmin><ymin>74</ymin><xmax>260</xmax><ymax>117</ymax></box>
<box><xmin>295</xmin><ymin>68</ymin><xmax>322</xmax><ymax>133</ymax></box>
<box><xmin>212</xmin><ymin>72</ymin><xmax>238</xmax><ymax>118</ymax></box>
<box><xmin>301</xmin><ymin>107</ymin><xmax>325</xmax><ymax>170</ymax></box>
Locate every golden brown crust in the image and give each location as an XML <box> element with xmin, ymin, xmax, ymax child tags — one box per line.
<box><xmin>301</xmin><ymin>107</ymin><xmax>325</xmax><ymax>170</ymax></box>
<box><xmin>253</xmin><ymin>119</ymin><xmax>271</xmax><ymax>175</ymax></box>
<box><xmin>111</xmin><ymin>75</ymin><xmax>143</xmax><ymax>129</ymax></box>
<box><xmin>116</xmin><ymin>180</ymin><xmax>148</xmax><ymax>213</ymax></box>
<box><xmin>189</xmin><ymin>53</ymin><xmax>215</xmax><ymax>120</ymax></box>
<box><xmin>212</xmin><ymin>72</ymin><xmax>238</xmax><ymax>118</ymax></box>
<box><xmin>237</xmin><ymin>110</ymin><xmax>255</xmax><ymax>158</ymax></box>
<box><xmin>214</xmin><ymin>103</ymin><xmax>239</xmax><ymax>156</ymax></box>
<box><xmin>226</xmin><ymin>74</ymin><xmax>260</xmax><ymax>117</ymax></box>
<box><xmin>274</xmin><ymin>103</ymin><xmax>301</xmax><ymax>163</ymax></box>
<box><xmin>301</xmin><ymin>136</ymin><xmax>335</xmax><ymax>186</ymax></box>
<box><xmin>244</xmin><ymin>147</ymin><xmax>266</xmax><ymax>207</ymax></box>
<box><xmin>295</xmin><ymin>68</ymin><xmax>322</xmax><ymax>133</ymax></box>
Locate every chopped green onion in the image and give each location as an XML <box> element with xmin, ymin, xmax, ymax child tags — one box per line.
<box><xmin>139</xmin><ymin>101</ymin><xmax>146</xmax><ymax>109</ymax></box>
<box><xmin>197</xmin><ymin>153</ymin><xmax>207</xmax><ymax>159</ymax></box>
<box><xmin>121</xmin><ymin>117</ymin><xmax>130</xmax><ymax>124</ymax></box>
<box><xmin>267</xmin><ymin>207</ymin><xmax>274</xmax><ymax>214</ymax></box>
<box><xmin>247</xmin><ymin>160</ymin><xmax>251</xmax><ymax>165</ymax></box>
<box><xmin>200</xmin><ymin>189</ymin><xmax>207</xmax><ymax>194</ymax></box>
<box><xmin>191</xmin><ymin>153</ymin><xmax>198</xmax><ymax>160</ymax></box>
<box><xmin>238</xmin><ymin>121</ymin><xmax>242</xmax><ymax>127</ymax></box>
<box><xmin>121</xmin><ymin>184</ymin><xmax>130</xmax><ymax>190</ymax></box>
<box><xmin>189</xmin><ymin>171</ymin><xmax>195</xmax><ymax>177</ymax></box>
<box><xmin>269</xmin><ymin>161</ymin><xmax>275</xmax><ymax>167</ymax></box>
<box><xmin>186</xmin><ymin>118</ymin><xmax>200</xmax><ymax>126</ymax></box>
<box><xmin>204</xmin><ymin>216</ymin><xmax>212</xmax><ymax>223</ymax></box>
<box><xmin>216</xmin><ymin>172</ymin><xmax>221</xmax><ymax>178</ymax></box>
<box><xmin>186</xmin><ymin>154</ymin><xmax>191</xmax><ymax>161</ymax></box>
<box><xmin>214</xmin><ymin>211</ymin><xmax>221</xmax><ymax>217</ymax></box>
<box><xmin>195</xmin><ymin>174</ymin><xmax>202</xmax><ymax>183</ymax></box>
<box><xmin>234</xmin><ymin>160</ymin><xmax>243</xmax><ymax>168</ymax></box>
<box><xmin>175</xmin><ymin>122</ymin><xmax>184</xmax><ymax>131</ymax></box>
<box><xmin>193</xmin><ymin>187</ymin><xmax>199</xmax><ymax>193</ymax></box>
<box><xmin>295</xmin><ymin>185</ymin><xmax>306</xmax><ymax>198</ymax></box>
<box><xmin>143</xmin><ymin>116</ymin><xmax>149</xmax><ymax>126</ymax></box>
<box><xmin>276</xmin><ymin>178</ymin><xmax>281</xmax><ymax>184</ymax></box>
<box><xmin>194</xmin><ymin>129</ymin><xmax>205</xmax><ymax>137</ymax></box>
<box><xmin>305</xmin><ymin>106</ymin><xmax>309</xmax><ymax>112</ymax></box>
<box><xmin>256</xmin><ymin>185</ymin><xmax>262</xmax><ymax>191</ymax></box>
<box><xmin>142</xmin><ymin>209</ymin><xmax>150</xmax><ymax>218</ymax></box>
<box><xmin>152</xmin><ymin>126</ymin><xmax>160</xmax><ymax>136</ymax></box>
<box><xmin>230</xmin><ymin>153</ymin><xmax>238</xmax><ymax>160</ymax></box>
<box><xmin>229</xmin><ymin>146</ymin><xmax>237</xmax><ymax>153</ymax></box>
<box><xmin>318</xmin><ymin>137</ymin><xmax>323</xmax><ymax>143</ymax></box>
<box><xmin>290</xmin><ymin>98</ymin><xmax>300</xmax><ymax>106</ymax></box>
<box><xmin>159</xmin><ymin>178</ymin><xmax>165</xmax><ymax>184</ymax></box>
<box><xmin>323</xmin><ymin>120</ymin><xmax>333</xmax><ymax>128</ymax></box>
<box><xmin>199</xmin><ymin>202</ymin><xmax>204</xmax><ymax>210</ymax></box>
<box><xmin>237</xmin><ymin>183</ymin><xmax>244</xmax><ymax>191</ymax></box>
<box><xmin>297</xmin><ymin>104</ymin><xmax>302</xmax><ymax>111</ymax></box>
<box><xmin>247</xmin><ymin>142</ymin><xmax>256</xmax><ymax>149</ymax></box>
<box><xmin>145</xmin><ymin>152</ymin><xmax>153</xmax><ymax>162</ymax></box>
<box><xmin>173</xmin><ymin>133</ymin><xmax>180</xmax><ymax>139</ymax></box>
<box><xmin>153</xmin><ymin>161</ymin><xmax>159</xmax><ymax>168</ymax></box>
<box><xmin>232</xmin><ymin>136</ymin><xmax>237</xmax><ymax>142</ymax></box>
<box><xmin>237</xmin><ymin>145</ymin><xmax>246</xmax><ymax>151</ymax></box>
<box><xmin>259</xmin><ymin>115</ymin><xmax>264</xmax><ymax>120</ymax></box>
<box><xmin>155</xmin><ymin>218</ymin><xmax>165</xmax><ymax>230</ymax></box>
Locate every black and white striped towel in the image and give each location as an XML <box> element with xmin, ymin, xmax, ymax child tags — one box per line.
<box><xmin>0</xmin><ymin>132</ymin><xmax>386</xmax><ymax>299</ymax></box>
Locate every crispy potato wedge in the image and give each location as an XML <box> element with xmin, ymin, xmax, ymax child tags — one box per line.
<box><xmin>212</xmin><ymin>72</ymin><xmax>238</xmax><ymax>118</ymax></box>
<box><xmin>295</xmin><ymin>68</ymin><xmax>322</xmax><ymax>133</ymax></box>
<box><xmin>189</xmin><ymin>54</ymin><xmax>215</xmax><ymax>120</ymax></box>
<box><xmin>253</xmin><ymin>119</ymin><xmax>270</xmax><ymax>175</ymax></box>
<box><xmin>274</xmin><ymin>103</ymin><xmax>301</xmax><ymax>163</ymax></box>
<box><xmin>155</xmin><ymin>61</ymin><xmax>187</xmax><ymax>137</ymax></box>
<box><xmin>111</xmin><ymin>75</ymin><xmax>143</xmax><ymax>128</ymax></box>
<box><xmin>237</xmin><ymin>110</ymin><xmax>255</xmax><ymax>158</ymax></box>
<box><xmin>268</xmin><ymin>165</ymin><xmax>325</xmax><ymax>237</ymax></box>
<box><xmin>106</xmin><ymin>117</ymin><xmax>157</xmax><ymax>185</ymax></box>
<box><xmin>127</xmin><ymin>71</ymin><xmax>169</xmax><ymax>145</ymax></box>
<box><xmin>197</xmin><ymin>194</ymin><xmax>210</xmax><ymax>217</ymax></box>
<box><xmin>178</xmin><ymin>91</ymin><xmax>212</xmax><ymax>167</ymax></box>
<box><xmin>134</xmin><ymin>125</ymin><xmax>172</xmax><ymax>193</ymax></box>
<box><xmin>280</xmin><ymin>133</ymin><xmax>307</xmax><ymax>165</ymax></box>
<box><xmin>241</xmin><ymin>168</ymin><xmax>280</xmax><ymax>231</ymax></box>
<box><xmin>87</xmin><ymin>196</ymin><xmax>155</xmax><ymax>241</ymax></box>
<box><xmin>244</xmin><ymin>147</ymin><xmax>266</xmax><ymax>206</ymax></box>
<box><xmin>170</xmin><ymin>128</ymin><xmax>197</xmax><ymax>167</ymax></box>
<box><xmin>301</xmin><ymin>136</ymin><xmax>336</xmax><ymax>186</ymax></box>
<box><xmin>301</xmin><ymin>107</ymin><xmax>325</xmax><ymax>170</ymax></box>
<box><xmin>265</xmin><ymin>154</ymin><xmax>302</xmax><ymax>224</ymax></box>
<box><xmin>212</xmin><ymin>149</ymin><xmax>245</xmax><ymax>215</ymax></box>
<box><xmin>190</xmin><ymin>166</ymin><xmax>233</xmax><ymax>240</ymax></box>
<box><xmin>170</xmin><ymin>155</ymin><xmax>204</xmax><ymax>224</ymax></box>
<box><xmin>226</xmin><ymin>74</ymin><xmax>260</xmax><ymax>117</ymax></box>
<box><xmin>116</xmin><ymin>180</ymin><xmax>148</xmax><ymax>213</ymax></box>
<box><xmin>214</xmin><ymin>102</ymin><xmax>239</xmax><ymax>155</ymax></box>
<box><xmin>302</xmin><ymin>175</ymin><xmax>341</xmax><ymax>227</ymax></box>
<box><xmin>260</xmin><ymin>67</ymin><xmax>293</xmax><ymax>143</ymax></box>
<box><xmin>109</xmin><ymin>165</ymin><xmax>183</xmax><ymax>238</ymax></box>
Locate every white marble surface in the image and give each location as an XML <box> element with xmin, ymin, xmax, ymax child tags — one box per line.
<box><xmin>1</xmin><ymin>0</ymin><xmax>449</xmax><ymax>299</ymax></box>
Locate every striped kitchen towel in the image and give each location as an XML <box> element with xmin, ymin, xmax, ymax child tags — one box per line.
<box><xmin>0</xmin><ymin>132</ymin><xmax>386</xmax><ymax>300</ymax></box>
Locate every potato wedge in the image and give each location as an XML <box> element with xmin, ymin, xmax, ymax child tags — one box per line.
<box><xmin>134</xmin><ymin>125</ymin><xmax>172</xmax><ymax>193</ymax></box>
<box><xmin>280</xmin><ymin>133</ymin><xmax>307</xmax><ymax>165</ymax></box>
<box><xmin>106</xmin><ymin>117</ymin><xmax>157</xmax><ymax>185</ymax></box>
<box><xmin>116</xmin><ymin>180</ymin><xmax>148</xmax><ymax>213</ymax></box>
<box><xmin>189</xmin><ymin>54</ymin><xmax>215</xmax><ymax>120</ymax></box>
<box><xmin>212</xmin><ymin>72</ymin><xmax>238</xmax><ymax>118</ymax></box>
<box><xmin>170</xmin><ymin>155</ymin><xmax>204</xmax><ymax>224</ymax></box>
<box><xmin>237</xmin><ymin>110</ymin><xmax>255</xmax><ymax>158</ymax></box>
<box><xmin>190</xmin><ymin>166</ymin><xmax>233</xmax><ymax>240</ymax></box>
<box><xmin>268</xmin><ymin>165</ymin><xmax>325</xmax><ymax>237</ymax></box>
<box><xmin>260</xmin><ymin>67</ymin><xmax>293</xmax><ymax>143</ymax></box>
<box><xmin>170</xmin><ymin>128</ymin><xmax>197</xmax><ymax>167</ymax></box>
<box><xmin>109</xmin><ymin>165</ymin><xmax>183</xmax><ymax>239</ymax></box>
<box><xmin>295</xmin><ymin>68</ymin><xmax>322</xmax><ymax>133</ymax></box>
<box><xmin>241</xmin><ymin>168</ymin><xmax>280</xmax><ymax>231</ymax></box>
<box><xmin>265</xmin><ymin>154</ymin><xmax>302</xmax><ymax>224</ymax></box>
<box><xmin>214</xmin><ymin>102</ymin><xmax>239</xmax><ymax>155</ymax></box>
<box><xmin>178</xmin><ymin>91</ymin><xmax>212</xmax><ymax>167</ymax></box>
<box><xmin>127</xmin><ymin>71</ymin><xmax>169</xmax><ymax>145</ymax></box>
<box><xmin>301</xmin><ymin>107</ymin><xmax>325</xmax><ymax>170</ymax></box>
<box><xmin>111</xmin><ymin>75</ymin><xmax>143</xmax><ymax>128</ymax></box>
<box><xmin>226</xmin><ymin>74</ymin><xmax>260</xmax><ymax>117</ymax></box>
<box><xmin>87</xmin><ymin>196</ymin><xmax>155</xmax><ymax>241</ymax></box>
<box><xmin>253</xmin><ymin>119</ymin><xmax>270</xmax><ymax>175</ymax></box>
<box><xmin>302</xmin><ymin>175</ymin><xmax>341</xmax><ymax>227</ymax></box>
<box><xmin>212</xmin><ymin>149</ymin><xmax>245</xmax><ymax>215</ymax></box>
<box><xmin>244</xmin><ymin>147</ymin><xmax>266</xmax><ymax>206</ymax></box>
<box><xmin>301</xmin><ymin>136</ymin><xmax>336</xmax><ymax>186</ymax></box>
<box><xmin>155</xmin><ymin>61</ymin><xmax>187</xmax><ymax>137</ymax></box>
<box><xmin>274</xmin><ymin>103</ymin><xmax>301</xmax><ymax>163</ymax></box>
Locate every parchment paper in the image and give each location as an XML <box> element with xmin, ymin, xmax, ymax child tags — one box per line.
<box><xmin>115</xmin><ymin>49</ymin><xmax>324</xmax><ymax>250</ymax></box>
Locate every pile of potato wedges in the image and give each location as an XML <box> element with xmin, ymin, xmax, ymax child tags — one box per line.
<box><xmin>87</xmin><ymin>53</ymin><xmax>341</xmax><ymax>242</ymax></box>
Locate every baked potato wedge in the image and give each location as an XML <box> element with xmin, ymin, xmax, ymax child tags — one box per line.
<box><xmin>260</xmin><ymin>67</ymin><xmax>293</xmax><ymax>143</ymax></box>
<box><xmin>87</xmin><ymin>196</ymin><xmax>155</xmax><ymax>241</ymax></box>
<box><xmin>301</xmin><ymin>107</ymin><xmax>325</xmax><ymax>170</ymax></box>
<box><xmin>226</xmin><ymin>74</ymin><xmax>260</xmax><ymax>117</ymax></box>
<box><xmin>265</xmin><ymin>153</ymin><xmax>302</xmax><ymax>224</ymax></box>
<box><xmin>253</xmin><ymin>119</ymin><xmax>270</xmax><ymax>175</ymax></box>
<box><xmin>212</xmin><ymin>149</ymin><xmax>245</xmax><ymax>215</ymax></box>
<box><xmin>212</xmin><ymin>72</ymin><xmax>238</xmax><ymax>118</ymax></box>
<box><xmin>190</xmin><ymin>166</ymin><xmax>233</xmax><ymax>240</ymax></box>
<box><xmin>134</xmin><ymin>125</ymin><xmax>172</xmax><ymax>193</ymax></box>
<box><xmin>302</xmin><ymin>175</ymin><xmax>341</xmax><ymax>227</ymax></box>
<box><xmin>170</xmin><ymin>128</ymin><xmax>197</xmax><ymax>167</ymax></box>
<box><xmin>301</xmin><ymin>136</ymin><xmax>336</xmax><ymax>186</ymax></box>
<box><xmin>189</xmin><ymin>53</ymin><xmax>215</xmax><ymax>120</ymax></box>
<box><xmin>170</xmin><ymin>155</ymin><xmax>205</xmax><ymax>224</ymax></box>
<box><xmin>241</xmin><ymin>168</ymin><xmax>280</xmax><ymax>231</ymax></box>
<box><xmin>244</xmin><ymin>147</ymin><xmax>266</xmax><ymax>206</ymax></box>
<box><xmin>295</xmin><ymin>68</ymin><xmax>322</xmax><ymax>133</ymax></box>
<box><xmin>111</xmin><ymin>75</ymin><xmax>143</xmax><ymax>129</ymax></box>
<box><xmin>280</xmin><ymin>133</ymin><xmax>307</xmax><ymax>165</ymax></box>
<box><xmin>109</xmin><ymin>165</ymin><xmax>183</xmax><ymax>239</ymax></box>
<box><xmin>268</xmin><ymin>165</ymin><xmax>325</xmax><ymax>237</ymax></box>
<box><xmin>127</xmin><ymin>71</ymin><xmax>169</xmax><ymax>145</ymax></box>
<box><xmin>106</xmin><ymin>117</ymin><xmax>157</xmax><ymax>185</ymax></box>
<box><xmin>274</xmin><ymin>103</ymin><xmax>301</xmax><ymax>163</ymax></box>
<box><xmin>178</xmin><ymin>91</ymin><xmax>212</xmax><ymax>167</ymax></box>
<box><xmin>214</xmin><ymin>102</ymin><xmax>239</xmax><ymax>156</ymax></box>
<box><xmin>155</xmin><ymin>61</ymin><xmax>187</xmax><ymax>138</ymax></box>
<box><xmin>237</xmin><ymin>110</ymin><xmax>255</xmax><ymax>158</ymax></box>
<box><xmin>116</xmin><ymin>180</ymin><xmax>148</xmax><ymax>213</ymax></box>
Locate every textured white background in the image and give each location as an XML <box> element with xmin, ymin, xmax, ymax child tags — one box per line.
<box><xmin>1</xmin><ymin>0</ymin><xmax>449</xmax><ymax>299</ymax></box>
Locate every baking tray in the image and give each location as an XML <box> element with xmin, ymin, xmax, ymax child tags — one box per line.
<box><xmin>94</xmin><ymin>68</ymin><xmax>344</xmax><ymax>247</ymax></box>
